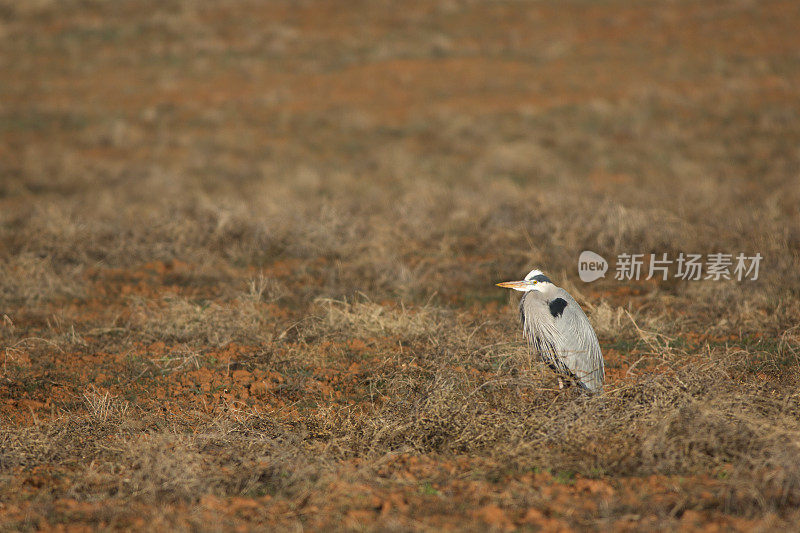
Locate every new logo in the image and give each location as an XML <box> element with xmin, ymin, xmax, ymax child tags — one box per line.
<box><xmin>578</xmin><ymin>251</ymin><xmax>608</xmax><ymax>282</ymax></box>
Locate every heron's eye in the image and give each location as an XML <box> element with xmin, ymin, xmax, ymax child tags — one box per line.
<box><xmin>532</xmin><ymin>280</ymin><xmax>538</xmax><ymax>284</ymax></box>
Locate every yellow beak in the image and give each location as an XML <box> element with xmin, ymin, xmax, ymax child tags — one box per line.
<box><xmin>495</xmin><ymin>280</ymin><xmax>530</xmax><ymax>289</ymax></box>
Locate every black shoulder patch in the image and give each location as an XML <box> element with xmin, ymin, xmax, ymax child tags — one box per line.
<box><xmin>548</xmin><ymin>298</ymin><xmax>567</xmax><ymax>318</ymax></box>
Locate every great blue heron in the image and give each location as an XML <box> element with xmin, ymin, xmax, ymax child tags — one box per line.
<box><xmin>497</xmin><ymin>269</ymin><xmax>605</xmax><ymax>393</ymax></box>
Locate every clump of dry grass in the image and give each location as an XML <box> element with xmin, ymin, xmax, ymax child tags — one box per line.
<box><xmin>126</xmin><ymin>293</ymin><xmax>281</xmax><ymax>347</ymax></box>
<box><xmin>588</xmin><ymin>301</ymin><xmax>635</xmax><ymax>338</ymax></box>
<box><xmin>244</xmin><ymin>274</ymin><xmax>287</xmax><ymax>304</ymax></box>
<box><xmin>0</xmin><ymin>253</ymin><xmax>85</xmax><ymax>305</ymax></box>
<box><xmin>118</xmin><ymin>433</ymin><xmax>216</xmax><ymax>502</ymax></box>
<box><xmin>304</xmin><ymin>297</ymin><xmax>450</xmax><ymax>342</ymax></box>
<box><xmin>642</xmin><ymin>398</ymin><xmax>800</xmax><ymax>507</ymax></box>
<box><xmin>1</xmin><ymin>412</ymin><xmax>323</xmax><ymax>506</ymax></box>
<box><xmin>83</xmin><ymin>388</ymin><xmax>130</xmax><ymax>423</ymax></box>
<box><xmin>122</xmin><ymin>428</ymin><xmax>321</xmax><ymax>502</ymax></box>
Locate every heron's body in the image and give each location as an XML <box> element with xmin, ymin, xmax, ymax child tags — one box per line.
<box><xmin>497</xmin><ymin>270</ymin><xmax>605</xmax><ymax>393</ymax></box>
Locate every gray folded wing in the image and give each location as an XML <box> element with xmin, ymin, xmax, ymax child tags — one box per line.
<box><xmin>552</xmin><ymin>292</ymin><xmax>605</xmax><ymax>392</ymax></box>
<box><xmin>521</xmin><ymin>290</ymin><xmax>605</xmax><ymax>393</ymax></box>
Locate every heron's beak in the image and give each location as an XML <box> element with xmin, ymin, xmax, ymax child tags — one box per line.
<box><xmin>495</xmin><ymin>280</ymin><xmax>531</xmax><ymax>291</ymax></box>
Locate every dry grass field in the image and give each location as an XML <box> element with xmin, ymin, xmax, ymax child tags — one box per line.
<box><xmin>2</xmin><ymin>0</ymin><xmax>800</xmax><ymax>530</ymax></box>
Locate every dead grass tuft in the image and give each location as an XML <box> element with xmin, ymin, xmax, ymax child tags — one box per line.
<box><xmin>83</xmin><ymin>388</ymin><xmax>130</xmax><ymax>423</ymax></box>
<box><xmin>306</xmin><ymin>298</ymin><xmax>449</xmax><ymax>342</ymax></box>
<box><xmin>589</xmin><ymin>301</ymin><xmax>635</xmax><ymax>338</ymax></box>
<box><xmin>0</xmin><ymin>253</ymin><xmax>85</xmax><ymax>305</ymax></box>
<box><xmin>126</xmin><ymin>294</ymin><xmax>280</xmax><ymax>347</ymax></box>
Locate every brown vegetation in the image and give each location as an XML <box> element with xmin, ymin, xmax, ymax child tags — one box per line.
<box><xmin>2</xmin><ymin>0</ymin><xmax>800</xmax><ymax>530</ymax></box>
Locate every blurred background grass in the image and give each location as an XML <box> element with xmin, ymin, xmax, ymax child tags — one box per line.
<box><xmin>2</xmin><ymin>0</ymin><xmax>798</xmax><ymax>305</ymax></box>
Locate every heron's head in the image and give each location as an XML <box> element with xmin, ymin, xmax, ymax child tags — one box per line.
<box><xmin>496</xmin><ymin>269</ymin><xmax>553</xmax><ymax>292</ymax></box>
